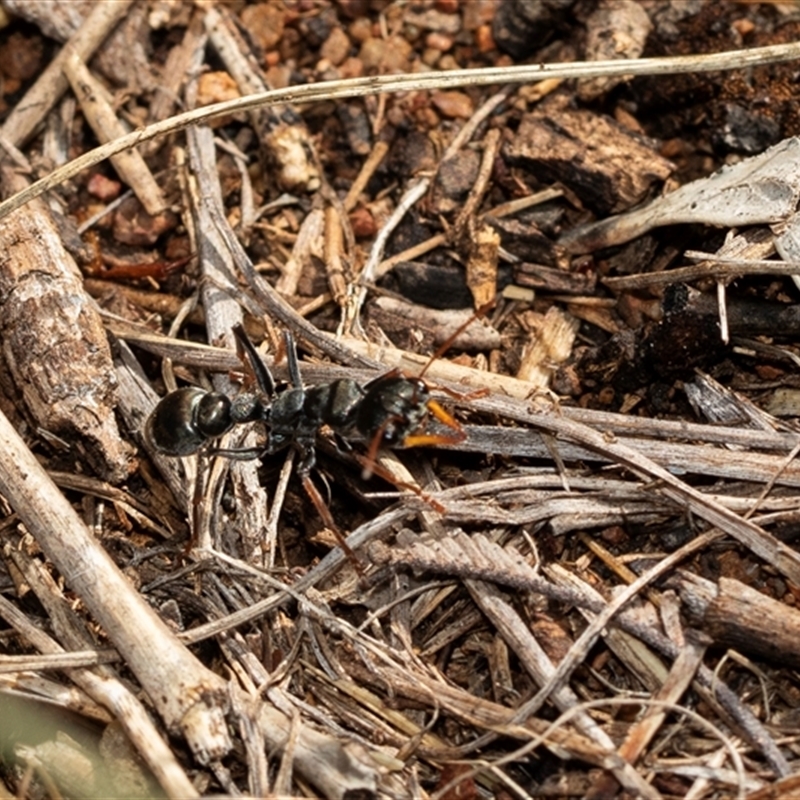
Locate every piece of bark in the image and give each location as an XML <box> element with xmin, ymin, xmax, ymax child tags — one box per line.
<box><xmin>676</xmin><ymin>575</ymin><xmax>800</xmax><ymax>667</ymax></box>
<box><xmin>465</xmin><ymin>221</ymin><xmax>499</xmax><ymax>308</ymax></box>
<box><xmin>506</xmin><ymin>101</ymin><xmax>674</xmax><ymax>215</ymax></box>
<box><xmin>1</xmin><ymin>0</ymin><xmax>94</xmax><ymax>41</ymax></box>
<box><xmin>685</xmin><ymin>371</ymin><xmax>780</xmax><ymax>431</ymax></box>
<box><xmin>0</xmin><ymin>165</ymin><xmax>134</xmax><ymax>483</ymax></box>
<box><xmin>513</xmin><ymin>262</ymin><xmax>596</xmax><ymax>294</ymax></box>
<box><xmin>490</xmin><ymin>215</ymin><xmax>566</xmax><ymax>267</ymax></box>
<box><xmin>563</xmin><ymin>135</ymin><xmax>800</xmax><ymax>253</ymax></box>
<box><xmin>516</xmin><ymin>306</ymin><xmax>579</xmax><ymax>388</ymax></box>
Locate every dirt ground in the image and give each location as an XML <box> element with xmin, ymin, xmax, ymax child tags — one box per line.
<box><xmin>2</xmin><ymin>1</ymin><xmax>800</xmax><ymax>798</ymax></box>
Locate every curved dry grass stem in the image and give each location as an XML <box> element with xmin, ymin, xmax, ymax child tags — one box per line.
<box><xmin>1</xmin><ymin>41</ymin><xmax>799</xmax><ymax>221</ymax></box>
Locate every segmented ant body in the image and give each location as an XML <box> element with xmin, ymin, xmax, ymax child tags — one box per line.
<box><xmin>145</xmin><ymin>324</ymin><xmax>463</xmax><ymax>479</ymax></box>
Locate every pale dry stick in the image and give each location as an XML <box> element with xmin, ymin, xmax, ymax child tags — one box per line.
<box><xmin>604</xmin><ymin>258</ymin><xmax>800</xmax><ymax>288</ymax></box>
<box><xmin>346</xmin><ymin>87</ymin><xmax>511</xmax><ymax>335</ymax></box>
<box><xmin>465</xmin><ymin>579</ymin><xmax>661</xmax><ymax>799</ymax></box>
<box><xmin>433</xmin><ymin>698</ymin><xmax>748</xmax><ymax>800</ymax></box>
<box><xmin>76</xmin><ymin>186</ymin><xmax>134</xmax><ymax>234</ymax></box>
<box><xmin>454</xmin><ymin>126</ymin><xmax>502</xmax><ymax>236</ymax></box>
<box><xmin>186</xmin><ymin>123</ymin><xmax>269</xmax><ymax>563</ymax></box>
<box><xmin>215</xmin><ymin>135</ymin><xmax>256</xmax><ymax>238</ymax></box>
<box><xmin>603</xmin><ymin>228</ymin><xmax>778</xmax><ymax>290</ymax></box>
<box><xmin>143</xmin><ymin>7</ymin><xmax>206</xmax><ymax>157</ymax></box>
<box><xmin>324</xmin><ymin>204</ymin><xmax>348</xmax><ymax>306</ymax></box>
<box><xmin>584</xmin><ymin>631</ymin><xmax>710</xmax><ymax>800</ymax></box>
<box><xmin>0</xmin><ymin>1</ymin><xmax>133</xmax><ymax>148</ymax></box>
<box><xmin>0</xmin><ymin>409</ymin><xmax>232</xmax><ymax>764</ymax></box>
<box><xmin>488</xmin><ymin>187</ymin><xmax>565</xmax><ymax>219</ymax></box>
<box><xmin>276</xmin><ymin>207</ymin><xmax>325</xmax><ymax>295</ymax></box>
<box><xmin>0</xmin><ymin>594</ymin><xmax>198</xmax><ymax>800</ymax></box>
<box><xmin>717</xmin><ymin>279</ymin><xmax>730</xmax><ymax>344</ymax></box>
<box><xmin>443</xmin><ymin>87</ymin><xmax>511</xmax><ymax>161</ymax></box>
<box><xmin>0</xmin><ymin>650</ymin><xmax>116</xmax><ymax>673</ymax></box>
<box><xmin>5</xmin><ymin>42</ymin><xmax>800</xmax><ymax>220</ymax></box>
<box><xmin>341</xmin><ymin>177</ymin><xmax>430</xmax><ymax>337</ymax></box>
<box><xmin>262</xmin><ymin>451</ymin><xmax>296</xmax><ymax>569</ymax></box>
<box><xmin>62</xmin><ymin>48</ymin><xmax>165</xmax><ymax>215</ymax></box>
<box><xmin>0</xmin><ymin>133</ymin><xmax>28</xmax><ymax>167</ymax></box>
<box><xmin>373</xmin><ymin>186</ymin><xmax>564</xmax><ymax>280</ymax></box>
<box><xmin>685</xmin><ymin>251</ymin><xmax>800</xmax><ymax>269</ymax></box>
<box><xmin>343</xmin><ymin>140</ymin><xmax>390</xmax><ymax>212</ymax></box>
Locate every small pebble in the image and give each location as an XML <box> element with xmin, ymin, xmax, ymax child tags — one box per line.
<box><xmin>196</xmin><ymin>71</ymin><xmax>242</xmax><ymax>127</ymax></box>
<box><xmin>422</xmin><ymin>48</ymin><xmax>442</xmax><ymax>67</ymax></box>
<box><xmin>87</xmin><ymin>173</ymin><xmax>122</xmax><ymax>202</ymax></box>
<box><xmin>475</xmin><ymin>23</ymin><xmax>496</xmax><ymax>53</ymax></box>
<box><xmin>348</xmin><ymin>17</ymin><xmax>373</xmax><ymax>42</ymax></box>
<box><xmin>338</xmin><ymin>56</ymin><xmax>364</xmax><ymax>79</ymax></box>
<box><xmin>435</xmin><ymin>0</ymin><xmax>459</xmax><ymax>14</ymax></box>
<box><xmin>349</xmin><ymin>206</ymin><xmax>377</xmax><ymax>238</ymax></box>
<box><xmin>431</xmin><ymin>90</ymin><xmax>474</xmax><ymax>119</ymax></box>
<box><xmin>321</xmin><ymin>26</ymin><xmax>350</xmax><ymax>65</ymax></box>
<box><xmin>240</xmin><ymin>3</ymin><xmax>285</xmax><ymax>51</ymax></box>
<box><xmin>359</xmin><ymin>35</ymin><xmax>412</xmax><ymax>72</ymax></box>
<box><xmin>425</xmin><ymin>31</ymin><xmax>453</xmax><ymax>51</ymax></box>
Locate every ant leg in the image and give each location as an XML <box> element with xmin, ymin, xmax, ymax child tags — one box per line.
<box><xmin>353</xmin><ymin>453</ymin><xmax>446</xmax><ymax>514</ymax></box>
<box><xmin>232</xmin><ymin>323</ymin><xmax>275</xmax><ymax>396</ymax></box>
<box><xmin>300</xmin><ymin>473</ymin><xmax>363</xmax><ymax>571</ymax></box>
<box><xmin>433</xmin><ymin>385</ymin><xmax>490</xmax><ymax>402</ymax></box>
<box><xmin>209</xmin><ymin>445</ymin><xmax>264</xmax><ymax>460</ymax></box>
<box><xmin>418</xmin><ymin>300</ymin><xmax>496</xmax><ymax>379</ymax></box>
<box><xmin>283</xmin><ymin>330</ymin><xmax>304</xmax><ymax>389</ymax></box>
<box><xmin>296</xmin><ymin>445</ymin><xmax>363</xmax><ymax>571</ymax></box>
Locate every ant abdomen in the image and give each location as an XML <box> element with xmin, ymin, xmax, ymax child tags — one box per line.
<box><xmin>145</xmin><ymin>387</ymin><xmax>234</xmax><ymax>456</ymax></box>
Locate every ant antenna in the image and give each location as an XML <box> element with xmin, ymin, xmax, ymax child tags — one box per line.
<box><xmin>232</xmin><ymin>323</ymin><xmax>275</xmax><ymax>396</ymax></box>
<box><xmin>417</xmin><ymin>300</ymin><xmax>496</xmax><ymax>380</ymax></box>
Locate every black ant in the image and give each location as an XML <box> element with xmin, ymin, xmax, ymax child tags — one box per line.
<box><xmin>145</xmin><ymin>323</ymin><xmax>466</xmax><ymax>555</ymax></box>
